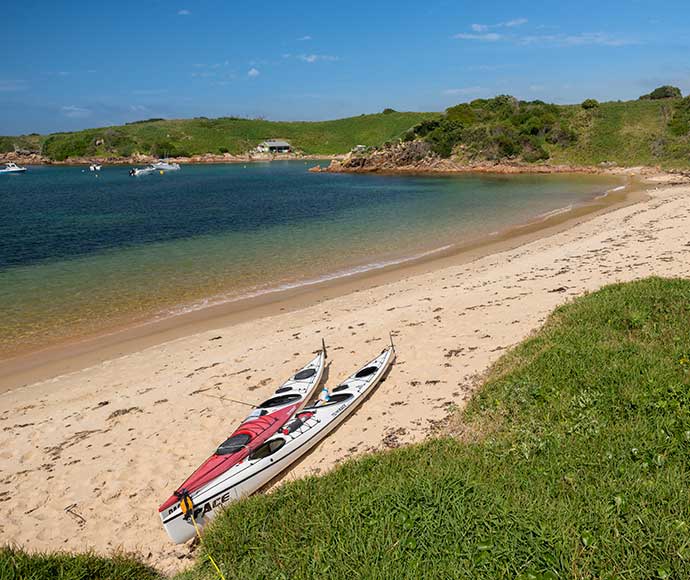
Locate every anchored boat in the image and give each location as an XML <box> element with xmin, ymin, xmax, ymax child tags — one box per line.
<box><xmin>158</xmin><ymin>345</ymin><xmax>327</xmax><ymax>538</ymax></box>
<box><xmin>160</xmin><ymin>342</ymin><xmax>394</xmax><ymax>544</ymax></box>
<box><xmin>0</xmin><ymin>162</ymin><xmax>27</xmax><ymax>174</ymax></box>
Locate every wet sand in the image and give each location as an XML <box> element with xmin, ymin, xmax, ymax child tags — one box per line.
<box><xmin>1</xmin><ymin>172</ymin><xmax>689</xmax><ymax>575</ymax></box>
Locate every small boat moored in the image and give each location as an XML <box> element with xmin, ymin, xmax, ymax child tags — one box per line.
<box><xmin>129</xmin><ymin>166</ymin><xmax>157</xmax><ymax>176</ymax></box>
<box><xmin>160</xmin><ymin>341</ymin><xmax>395</xmax><ymax>544</ymax></box>
<box><xmin>89</xmin><ymin>164</ymin><xmax>102</xmax><ymax>171</ymax></box>
<box><xmin>151</xmin><ymin>160</ymin><xmax>181</xmax><ymax>171</ymax></box>
<box><xmin>0</xmin><ymin>162</ymin><xmax>27</xmax><ymax>174</ymax></box>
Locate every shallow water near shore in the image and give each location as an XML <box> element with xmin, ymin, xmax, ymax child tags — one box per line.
<box><xmin>0</xmin><ymin>162</ymin><xmax>620</xmax><ymax>358</ymax></box>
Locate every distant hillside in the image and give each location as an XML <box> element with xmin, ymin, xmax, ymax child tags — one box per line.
<box><xmin>0</xmin><ymin>112</ymin><xmax>436</xmax><ymax>161</ymax></box>
<box><xmin>400</xmin><ymin>93</ymin><xmax>690</xmax><ymax>169</ymax></box>
<box><xmin>4</xmin><ymin>91</ymin><xmax>690</xmax><ymax>168</ymax></box>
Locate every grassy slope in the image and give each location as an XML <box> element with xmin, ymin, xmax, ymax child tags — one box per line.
<box><xmin>549</xmin><ymin>99</ymin><xmax>689</xmax><ymax>167</ymax></box>
<box><xmin>4</xmin><ymin>277</ymin><xmax>690</xmax><ymax>579</ymax></box>
<box><xmin>178</xmin><ymin>277</ymin><xmax>690</xmax><ymax>580</ymax></box>
<box><xmin>0</xmin><ymin>113</ymin><xmax>435</xmax><ymax>160</ymax></box>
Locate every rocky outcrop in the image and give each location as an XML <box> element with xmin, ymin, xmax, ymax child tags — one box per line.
<box><xmin>319</xmin><ymin>140</ymin><xmax>673</xmax><ymax>177</ymax></box>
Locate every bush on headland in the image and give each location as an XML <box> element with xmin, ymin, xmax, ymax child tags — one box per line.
<box><xmin>7</xmin><ymin>277</ymin><xmax>690</xmax><ymax>578</ymax></box>
<box><xmin>639</xmin><ymin>85</ymin><xmax>683</xmax><ymax>100</ymax></box>
<box><xmin>581</xmin><ymin>98</ymin><xmax>599</xmax><ymax>109</ymax></box>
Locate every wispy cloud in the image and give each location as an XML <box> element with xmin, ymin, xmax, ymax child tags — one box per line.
<box><xmin>0</xmin><ymin>79</ymin><xmax>28</xmax><ymax>92</ymax></box>
<box><xmin>517</xmin><ymin>32</ymin><xmax>635</xmax><ymax>47</ymax></box>
<box><xmin>442</xmin><ymin>86</ymin><xmax>487</xmax><ymax>96</ymax></box>
<box><xmin>178</xmin><ymin>9</ymin><xmax>190</xmax><ymax>15</ymax></box>
<box><xmin>61</xmin><ymin>105</ymin><xmax>91</xmax><ymax>118</ymax></box>
<box><xmin>298</xmin><ymin>54</ymin><xmax>339</xmax><ymax>63</ymax></box>
<box><xmin>297</xmin><ymin>35</ymin><xmax>312</xmax><ymax>41</ymax></box>
<box><xmin>454</xmin><ymin>32</ymin><xmax>503</xmax><ymax>42</ymax></box>
<box><xmin>455</xmin><ymin>22</ymin><xmax>635</xmax><ymax>48</ymax></box>
<box><xmin>248</xmin><ymin>67</ymin><xmax>260</xmax><ymax>77</ymax></box>
<box><xmin>470</xmin><ymin>18</ymin><xmax>528</xmax><ymax>32</ymax></box>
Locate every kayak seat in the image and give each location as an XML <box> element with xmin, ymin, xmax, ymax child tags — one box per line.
<box><xmin>249</xmin><ymin>438</ymin><xmax>286</xmax><ymax>460</ymax></box>
<box><xmin>294</xmin><ymin>368</ymin><xmax>317</xmax><ymax>380</ymax></box>
<box><xmin>258</xmin><ymin>393</ymin><xmax>302</xmax><ymax>408</ymax></box>
<box><xmin>216</xmin><ymin>433</ymin><xmax>251</xmax><ymax>455</ymax></box>
<box><xmin>355</xmin><ymin>366</ymin><xmax>378</xmax><ymax>378</ymax></box>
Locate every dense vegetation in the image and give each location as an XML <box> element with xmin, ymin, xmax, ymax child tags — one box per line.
<box><xmin>402</xmin><ymin>89</ymin><xmax>690</xmax><ymax>167</ymax></box>
<box><xmin>7</xmin><ymin>277</ymin><xmax>689</xmax><ymax>579</ymax></box>
<box><xmin>0</xmin><ymin>112</ymin><xmax>434</xmax><ymax>160</ymax></box>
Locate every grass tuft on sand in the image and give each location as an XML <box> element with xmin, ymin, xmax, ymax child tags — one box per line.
<box><xmin>5</xmin><ymin>277</ymin><xmax>690</xmax><ymax>579</ymax></box>
<box><xmin>0</xmin><ymin>546</ymin><xmax>162</xmax><ymax>580</ymax></box>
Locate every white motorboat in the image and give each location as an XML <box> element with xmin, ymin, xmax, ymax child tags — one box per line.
<box><xmin>89</xmin><ymin>164</ymin><xmax>102</xmax><ymax>171</ymax></box>
<box><xmin>129</xmin><ymin>166</ymin><xmax>157</xmax><ymax>176</ymax></box>
<box><xmin>0</xmin><ymin>162</ymin><xmax>27</xmax><ymax>174</ymax></box>
<box><xmin>151</xmin><ymin>160</ymin><xmax>181</xmax><ymax>171</ymax></box>
<box><xmin>160</xmin><ymin>342</ymin><xmax>395</xmax><ymax>543</ymax></box>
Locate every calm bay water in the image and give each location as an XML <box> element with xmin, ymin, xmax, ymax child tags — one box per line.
<box><xmin>0</xmin><ymin>162</ymin><xmax>619</xmax><ymax>357</ymax></box>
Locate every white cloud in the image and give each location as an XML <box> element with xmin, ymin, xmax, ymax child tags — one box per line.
<box><xmin>297</xmin><ymin>35</ymin><xmax>312</xmax><ymax>41</ymax></box>
<box><xmin>298</xmin><ymin>54</ymin><xmax>340</xmax><ymax>63</ymax></box>
<box><xmin>442</xmin><ymin>86</ymin><xmax>486</xmax><ymax>96</ymax></box>
<box><xmin>470</xmin><ymin>18</ymin><xmax>528</xmax><ymax>33</ymax></box>
<box><xmin>248</xmin><ymin>67</ymin><xmax>260</xmax><ymax>77</ymax></box>
<box><xmin>178</xmin><ymin>9</ymin><xmax>190</xmax><ymax>15</ymax></box>
<box><xmin>518</xmin><ymin>32</ymin><xmax>635</xmax><ymax>47</ymax></box>
<box><xmin>504</xmin><ymin>18</ymin><xmax>528</xmax><ymax>27</ymax></box>
<box><xmin>61</xmin><ymin>105</ymin><xmax>92</xmax><ymax>118</ymax></box>
<box><xmin>453</xmin><ymin>32</ymin><xmax>502</xmax><ymax>42</ymax></box>
<box><xmin>0</xmin><ymin>79</ymin><xmax>28</xmax><ymax>92</ymax></box>
<box><xmin>455</xmin><ymin>24</ymin><xmax>635</xmax><ymax>48</ymax></box>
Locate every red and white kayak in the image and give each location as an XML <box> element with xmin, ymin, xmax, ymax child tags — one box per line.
<box><xmin>158</xmin><ymin>345</ymin><xmax>326</xmax><ymax>537</ymax></box>
<box><xmin>160</xmin><ymin>343</ymin><xmax>394</xmax><ymax>544</ymax></box>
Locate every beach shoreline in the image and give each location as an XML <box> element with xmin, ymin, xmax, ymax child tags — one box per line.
<box><xmin>0</xmin><ymin>172</ymin><xmax>642</xmax><ymax>391</ymax></box>
<box><xmin>2</xmin><ymin>170</ymin><xmax>690</xmax><ymax>575</ymax></box>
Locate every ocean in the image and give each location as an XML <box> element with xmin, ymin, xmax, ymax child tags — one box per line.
<box><xmin>0</xmin><ymin>161</ymin><xmax>620</xmax><ymax>357</ymax></box>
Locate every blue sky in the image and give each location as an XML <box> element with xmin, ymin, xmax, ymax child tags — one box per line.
<box><xmin>3</xmin><ymin>0</ymin><xmax>690</xmax><ymax>134</ymax></box>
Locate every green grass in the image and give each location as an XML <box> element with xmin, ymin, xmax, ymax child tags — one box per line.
<box><xmin>0</xmin><ymin>546</ymin><xmax>162</xmax><ymax>580</ymax></box>
<box><xmin>179</xmin><ymin>277</ymin><xmax>690</xmax><ymax>579</ymax></box>
<box><xmin>5</xmin><ymin>277</ymin><xmax>690</xmax><ymax>579</ymax></box>
<box><xmin>0</xmin><ymin>112</ymin><xmax>436</xmax><ymax>160</ymax></box>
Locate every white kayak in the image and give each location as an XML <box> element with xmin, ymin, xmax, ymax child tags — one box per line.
<box><xmin>160</xmin><ymin>343</ymin><xmax>394</xmax><ymax>543</ymax></box>
<box><xmin>158</xmin><ymin>345</ymin><xmax>328</xmax><ymax>540</ymax></box>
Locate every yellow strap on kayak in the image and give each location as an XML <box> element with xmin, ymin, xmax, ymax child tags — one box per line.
<box><xmin>190</xmin><ymin>511</ymin><xmax>227</xmax><ymax>580</ymax></box>
<box><xmin>179</xmin><ymin>493</ymin><xmax>226</xmax><ymax>580</ymax></box>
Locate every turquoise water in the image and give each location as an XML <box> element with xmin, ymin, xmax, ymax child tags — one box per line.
<box><xmin>0</xmin><ymin>162</ymin><xmax>619</xmax><ymax>356</ymax></box>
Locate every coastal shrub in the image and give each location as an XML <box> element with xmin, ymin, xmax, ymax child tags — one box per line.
<box><xmin>382</xmin><ymin>108</ymin><xmax>396</xmax><ymax>114</ymax></box>
<box><xmin>581</xmin><ymin>98</ymin><xmax>600</xmax><ymax>109</ymax></box>
<box><xmin>639</xmin><ymin>85</ymin><xmax>682</xmax><ymax>100</ymax></box>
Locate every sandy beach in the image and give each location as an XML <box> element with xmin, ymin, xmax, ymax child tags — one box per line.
<box><xmin>2</xmin><ymin>172</ymin><xmax>690</xmax><ymax>575</ymax></box>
